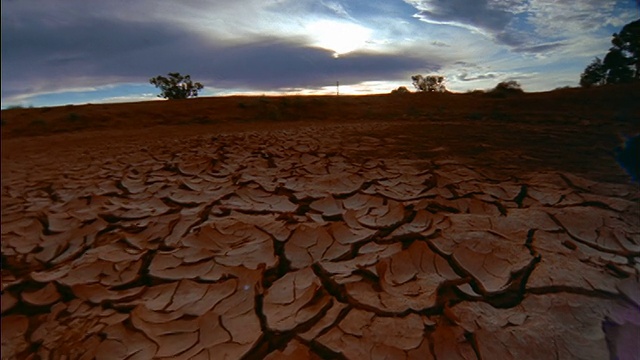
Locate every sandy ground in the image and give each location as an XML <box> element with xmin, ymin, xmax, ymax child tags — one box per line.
<box><xmin>2</xmin><ymin>89</ymin><xmax>640</xmax><ymax>359</ymax></box>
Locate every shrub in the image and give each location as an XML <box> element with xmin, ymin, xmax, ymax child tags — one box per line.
<box><xmin>495</xmin><ymin>80</ymin><xmax>523</xmax><ymax>92</ymax></box>
<box><xmin>391</xmin><ymin>86</ymin><xmax>410</xmax><ymax>94</ymax></box>
<box><xmin>67</xmin><ymin>112</ymin><xmax>80</xmax><ymax>122</ymax></box>
<box><xmin>30</xmin><ymin>119</ymin><xmax>46</xmax><ymax>126</ymax></box>
<box><xmin>487</xmin><ymin>81</ymin><xmax>524</xmax><ymax>97</ymax></box>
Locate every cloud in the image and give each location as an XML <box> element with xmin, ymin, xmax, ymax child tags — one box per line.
<box><xmin>403</xmin><ymin>0</ymin><xmax>547</xmax><ymax>51</ymax></box>
<box><xmin>404</xmin><ymin>0</ymin><xmax>523</xmax><ymax>33</ymax></box>
<box><xmin>1</xmin><ymin>0</ymin><xmax>637</xmax><ymax>106</ymax></box>
<box><xmin>1</xmin><ymin>12</ymin><xmax>212</xmax><ymax>100</ymax></box>
<box><xmin>321</xmin><ymin>1</ymin><xmax>351</xmax><ymax>18</ymax></box>
<box><xmin>305</xmin><ymin>20</ymin><xmax>373</xmax><ymax>56</ymax></box>
<box><xmin>3</xmin><ymin>0</ymin><xmax>455</xmax><ymax>105</ymax></box>
<box><xmin>512</xmin><ymin>41</ymin><xmax>566</xmax><ymax>54</ymax></box>
<box><xmin>203</xmin><ymin>42</ymin><xmax>434</xmax><ymax>89</ymax></box>
<box><xmin>524</xmin><ymin>0</ymin><xmax>627</xmax><ymax>36</ymax></box>
<box><xmin>456</xmin><ymin>72</ymin><xmax>498</xmax><ymax>82</ymax></box>
<box><xmin>0</xmin><ymin>5</ymin><xmax>432</xmax><ymax>102</ymax></box>
<box><xmin>431</xmin><ymin>41</ymin><xmax>450</xmax><ymax>47</ymax></box>
<box><xmin>403</xmin><ymin>0</ymin><xmax>637</xmax><ymax>53</ymax></box>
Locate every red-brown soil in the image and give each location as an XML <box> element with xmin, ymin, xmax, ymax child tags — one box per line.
<box><xmin>2</xmin><ymin>85</ymin><xmax>639</xmax><ymax>359</ymax></box>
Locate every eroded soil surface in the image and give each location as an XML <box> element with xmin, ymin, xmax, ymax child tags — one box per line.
<box><xmin>2</xmin><ymin>115</ymin><xmax>639</xmax><ymax>359</ymax></box>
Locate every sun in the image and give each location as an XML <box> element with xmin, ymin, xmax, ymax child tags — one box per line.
<box><xmin>306</xmin><ymin>20</ymin><xmax>372</xmax><ymax>57</ymax></box>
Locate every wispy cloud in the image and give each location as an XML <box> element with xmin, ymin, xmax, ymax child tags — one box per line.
<box><xmin>456</xmin><ymin>72</ymin><xmax>498</xmax><ymax>82</ymax></box>
<box><xmin>404</xmin><ymin>0</ymin><xmax>637</xmax><ymax>52</ymax></box>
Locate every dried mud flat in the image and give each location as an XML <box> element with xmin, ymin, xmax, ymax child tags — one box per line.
<box><xmin>2</xmin><ymin>104</ymin><xmax>640</xmax><ymax>359</ymax></box>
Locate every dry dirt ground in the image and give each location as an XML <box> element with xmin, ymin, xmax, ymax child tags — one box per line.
<box><xmin>2</xmin><ymin>86</ymin><xmax>640</xmax><ymax>359</ymax></box>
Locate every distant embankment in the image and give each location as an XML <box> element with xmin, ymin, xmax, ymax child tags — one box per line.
<box><xmin>1</xmin><ymin>83</ymin><xmax>639</xmax><ymax>139</ymax></box>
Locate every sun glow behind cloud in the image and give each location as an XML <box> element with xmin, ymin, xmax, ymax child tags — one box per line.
<box><xmin>305</xmin><ymin>20</ymin><xmax>373</xmax><ymax>57</ymax></box>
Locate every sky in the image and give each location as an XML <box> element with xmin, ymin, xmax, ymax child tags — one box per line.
<box><xmin>1</xmin><ymin>0</ymin><xmax>639</xmax><ymax>108</ymax></box>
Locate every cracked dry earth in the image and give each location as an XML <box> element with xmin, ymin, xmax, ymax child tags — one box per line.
<box><xmin>2</xmin><ymin>121</ymin><xmax>639</xmax><ymax>359</ymax></box>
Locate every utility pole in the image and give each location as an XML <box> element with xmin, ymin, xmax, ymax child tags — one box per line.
<box><xmin>336</xmin><ymin>81</ymin><xmax>339</xmax><ymax>96</ymax></box>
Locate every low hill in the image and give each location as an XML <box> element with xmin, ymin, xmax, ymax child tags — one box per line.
<box><xmin>2</xmin><ymin>83</ymin><xmax>639</xmax><ymax>139</ymax></box>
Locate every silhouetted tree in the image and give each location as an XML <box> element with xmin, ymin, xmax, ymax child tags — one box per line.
<box><xmin>150</xmin><ymin>72</ymin><xmax>204</xmax><ymax>99</ymax></box>
<box><xmin>580</xmin><ymin>57</ymin><xmax>607</xmax><ymax>87</ymax></box>
<box><xmin>580</xmin><ymin>19</ymin><xmax>640</xmax><ymax>87</ymax></box>
<box><xmin>603</xmin><ymin>48</ymin><xmax>634</xmax><ymax>83</ymax></box>
<box><xmin>611</xmin><ymin>18</ymin><xmax>640</xmax><ymax>80</ymax></box>
<box><xmin>412</xmin><ymin>75</ymin><xmax>446</xmax><ymax>92</ymax></box>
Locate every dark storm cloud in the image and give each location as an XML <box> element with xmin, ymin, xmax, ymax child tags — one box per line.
<box><xmin>1</xmin><ymin>13</ymin><xmax>201</xmax><ymax>98</ymax></box>
<box><xmin>1</xmin><ymin>9</ymin><xmax>431</xmax><ymax>100</ymax></box>
<box><xmin>205</xmin><ymin>43</ymin><xmax>434</xmax><ymax>90</ymax></box>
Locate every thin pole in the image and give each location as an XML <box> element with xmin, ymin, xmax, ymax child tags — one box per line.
<box><xmin>337</xmin><ymin>81</ymin><xmax>339</xmax><ymax>96</ymax></box>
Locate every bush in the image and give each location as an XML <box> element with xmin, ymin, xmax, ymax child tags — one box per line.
<box><xmin>494</xmin><ymin>80</ymin><xmax>523</xmax><ymax>92</ymax></box>
<box><xmin>391</xmin><ymin>86</ymin><xmax>410</xmax><ymax>94</ymax></box>
<box><xmin>66</xmin><ymin>112</ymin><xmax>80</xmax><ymax>122</ymax></box>
<box><xmin>149</xmin><ymin>72</ymin><xmax>204</xmax><ymax>99</ymax></box>
<box><xmin>487</xmin><ymin>81</ymin><xmax>524</xmax><ymax>97</ymax></box>
<box><xmin>29</xmin><ymin>119</ymin><xmax>47</xmax><ymax>126</ymax></box>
